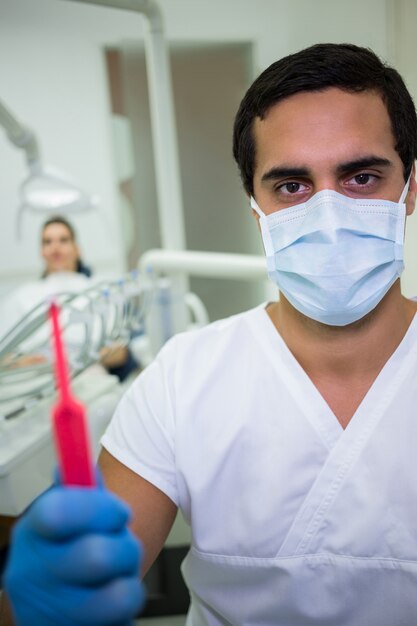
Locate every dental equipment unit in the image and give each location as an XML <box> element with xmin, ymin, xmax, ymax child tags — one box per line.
<box><xmin>0</xmin><ymin>271</ymin><xmax>150</xmax><ymax>515</ymax></box>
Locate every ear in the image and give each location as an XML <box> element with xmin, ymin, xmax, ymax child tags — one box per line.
<box><xmin>406</xmin><ymin>162</ymin><xmax>417</xmax><ymax>216</ymax></box>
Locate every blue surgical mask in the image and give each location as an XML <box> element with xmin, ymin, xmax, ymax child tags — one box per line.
<box><xmin>251</xmin><ymin>182</ymin><xmax>410</xmax><ymax>326</ymax></box>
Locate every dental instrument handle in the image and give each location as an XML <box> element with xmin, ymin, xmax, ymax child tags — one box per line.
<box><xmin>49</xmin><ymin>301</ymin><xmax>96</xmax><ymax>487</ymax></box>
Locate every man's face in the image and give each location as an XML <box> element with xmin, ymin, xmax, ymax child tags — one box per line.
<box><xmin>252</xmin><ymin>87</ymin><xmax>416</xmax><ymax>216</ymax></box>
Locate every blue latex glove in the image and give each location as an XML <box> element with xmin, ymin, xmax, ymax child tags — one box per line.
<box><xmin>3</xmin><ymin>476</ymin><xmax>145</xmax><ymax>625</ymax></box>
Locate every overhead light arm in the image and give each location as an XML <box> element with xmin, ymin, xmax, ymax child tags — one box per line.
<box><xmin>68</xmin><ymin>0</ymin><xmax>187</xmax><ymax>252</ymax></box>
<box><xmin>67</xmin><ymin>0</ymin><xmax>190</xmax><ymax>334</ymax></box>
<box><xmin>0</xmin><ymin>98</ymin><xmax>40</xmax><ymax>165</ymax></box>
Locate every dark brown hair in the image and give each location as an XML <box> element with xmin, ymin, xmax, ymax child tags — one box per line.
<box><xmin>233</xmin><ymin>43</ymin><xmax>417</xmax><ymax>195</ymax></box>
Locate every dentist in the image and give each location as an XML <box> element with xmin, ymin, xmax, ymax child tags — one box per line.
<box><xmin>3</xmin><ymin>42</ymin><xmax>417</xmax><ymax>625</ymax></box>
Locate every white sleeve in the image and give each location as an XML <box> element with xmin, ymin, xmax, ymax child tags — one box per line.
<box><xmin>100</xmin><ymin>336</ymin><xmax>179</xmax><ymax>505</ymax></box>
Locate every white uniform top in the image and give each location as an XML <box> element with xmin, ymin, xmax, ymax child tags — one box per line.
<box><xmin>101</xmin><ymin>304</ymin><xmax>417</xmax><ymax>626</ymax></box>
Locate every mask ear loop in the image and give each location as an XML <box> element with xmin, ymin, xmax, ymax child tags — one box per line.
<box><xmin>250</xmin><ymin>197</ymin><xmax>277</xmax><ymax>273</ymax></box>
<box><xmin>394</xmin><ymin>174</ymin><xmax>411</xmax><ymax>265</ymax></box>
<box><xmin>399</xmin><ymin>174</ymin><xmax>411</xmax><ymax>204</ymax></box>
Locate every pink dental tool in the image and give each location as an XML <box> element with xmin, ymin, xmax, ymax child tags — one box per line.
<box><xmin>49</xmin><ymin>300</ymin><xmax>95</xmax><ymax>486</ymax></box>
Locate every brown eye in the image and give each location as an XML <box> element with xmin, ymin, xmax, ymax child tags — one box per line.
<box><xmin>284</xmin><ymin>182</ymin><xmax>301</xmax><ymax>193</ymax></box>
<box><xmin>274</xmin><ymin>180</ymin><xmax>309</xmax><ymax>203</ymax></box>
<box><xmin>354</xmin><ymin>174</ymin><xmax>371</xmax><ymax>185</ymax></box>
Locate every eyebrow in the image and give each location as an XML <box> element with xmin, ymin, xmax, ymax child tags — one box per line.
<box><xmin>42</xmin><ymin>235</ymin><xmax>72</xmax><ymax>243</ymax></box>
<box><xmin>336</xmin><ymin>156</ymin><xmax>393</xmax><ymax>175</ymax></box>
<box><xmin>261</xmin><ymin>156</ymin><xmax>393</xmax><ymax>183</ymax></box>
<box><xmin>261</xmin><ymin>166</ymin><xmax>309</xmax><ymax>183</ymax></box>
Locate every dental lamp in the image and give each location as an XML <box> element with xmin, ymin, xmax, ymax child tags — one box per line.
<box><xmin>0</xmin><ymin>98</ymin><xmax>99</xmax><ymax>238</ymax></box>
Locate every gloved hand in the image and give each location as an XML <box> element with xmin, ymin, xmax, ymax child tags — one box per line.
<box><xmin>3</xmin><ymin>475</ymin><xmax>145</xmax><ymax>625</ymax></box>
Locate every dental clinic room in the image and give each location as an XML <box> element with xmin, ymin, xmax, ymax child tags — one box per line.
<box><xmin>2</xmin><ymin>0</ymin><xmax>417</xmax><ymax>624</ymax></box>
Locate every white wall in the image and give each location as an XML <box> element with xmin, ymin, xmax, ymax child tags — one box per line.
<box><xmin>3</xmin><ymin>0</ymin><xmax>416</xmax><ymax>304</ymax></box>
<box><xmin>160</xmin><ymin>0</ymin><xmax>390</xmax><ymax>71</ymax></box>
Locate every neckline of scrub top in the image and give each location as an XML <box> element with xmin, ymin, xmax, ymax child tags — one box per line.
<box><xmin>246</xmin><ymin>302</ymin><xmax>417</xmax><ymax>556</ymax></box>
<box><xmin>247</xmin><ymin>301</ymin><xmax>417</xmax><ymax>449</ymax></box>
